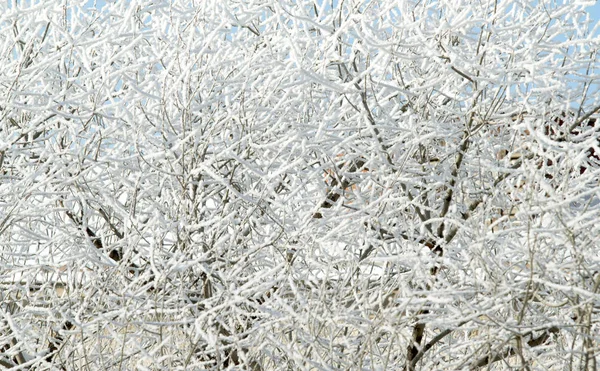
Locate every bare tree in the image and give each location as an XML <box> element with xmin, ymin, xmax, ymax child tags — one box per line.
<box><xmin>0</xmin><ymin>0</ymin><xmax>599</xmax><ymax>369</ymax></box>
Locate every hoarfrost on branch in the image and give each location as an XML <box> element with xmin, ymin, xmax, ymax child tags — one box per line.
<box><xmin>1</xmin><ymin>0</ymin><xmax>599</xmax><ymax>369</ymax></box>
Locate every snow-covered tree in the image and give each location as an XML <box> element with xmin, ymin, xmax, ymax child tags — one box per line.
<box><xmin>1</xmin><ymin>0</ymin><xmax>599</xmax><ymax>369</ymax></box>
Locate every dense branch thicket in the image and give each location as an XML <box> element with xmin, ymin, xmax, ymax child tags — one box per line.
<box><xmin>1</xmin><ymin>0</ymin><xmax>599</xmax><ymax>369</ymax></box>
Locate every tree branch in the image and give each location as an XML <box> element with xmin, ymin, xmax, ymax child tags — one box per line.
<box><xmin>470</xmin><ymin>327</ymin><xmax>560</xmax><ymax>369</ymax></box>
<box><xmin>409</xmin><ymin>321</ymin><xmax>468</xmax><ymax>369</ymax></box>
